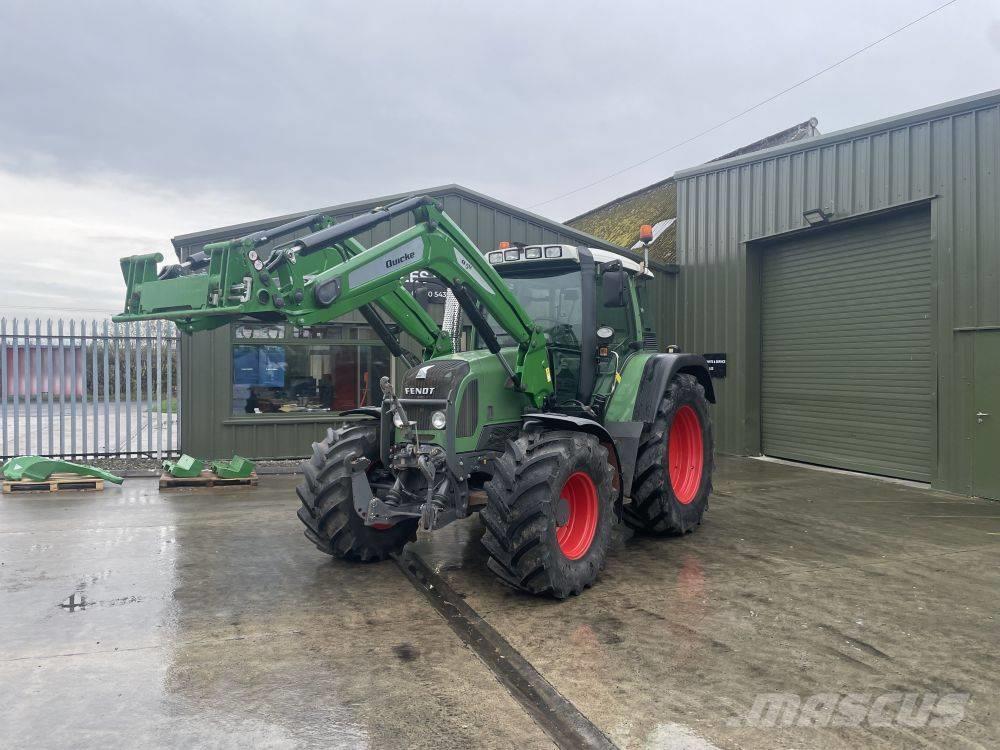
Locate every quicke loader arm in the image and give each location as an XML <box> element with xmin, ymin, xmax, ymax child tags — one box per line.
<box><xmin>119</xmin><ymin>206</ymin><xmax>449</xmax><ymax>366</ymax></box>
<box><xmin>114</xmin><ymin>195</ymin><xmax>554</xmax><ymax>406</ymax></box>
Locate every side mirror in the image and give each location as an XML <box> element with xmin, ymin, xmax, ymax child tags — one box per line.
<box><xmin>602</xmin><ymin>269</ymin><xmax>626</xmax><ymax>308</ymax></box>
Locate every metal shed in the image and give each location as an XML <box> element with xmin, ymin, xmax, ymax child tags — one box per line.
<box><xmin>171</xmin><ymin>184</ymin><xmax>657</xmax><ymax>460</ymax></box>
<box><xmin>672</xmin><ymin>89</ymin><xmax>1000</xmax><ymax>497</ymax></box>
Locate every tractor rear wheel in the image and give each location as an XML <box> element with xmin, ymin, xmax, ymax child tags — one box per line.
<box><xmin>624</xmin><ymin>373</ymin><xmax>714</xmax><ymax>535</ymax></box>
<box><xmin>296</xmin><ymin>422</ymin><xmax>416</xmax><ymax>562</ymax></box>
<box><xmin>481</xmin><ymin>429</ymin><xmax>615</xmax><ymax>598</ymax></box>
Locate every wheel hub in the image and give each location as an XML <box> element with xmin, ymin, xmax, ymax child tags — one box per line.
<box><xmin>667</xmin><ymin>405</ymin><xmax>704</xmax><ymax>504</ymax></box>
<box><xmin>555</xmin><ymin>471</ymin><xmax>598</xmax><ymax>560</ymax></box>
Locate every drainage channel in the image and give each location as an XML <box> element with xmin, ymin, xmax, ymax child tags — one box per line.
<box><xmin>393</xmin><ymin>550</ymin><xmax>617</xmax><ymax>750</ymax></box>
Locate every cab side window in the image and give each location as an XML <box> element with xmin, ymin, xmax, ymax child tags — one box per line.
<box><xmin>597</xmin><ymin>274</ymin><xmax>635</xmax><ymax>352</ymax></box>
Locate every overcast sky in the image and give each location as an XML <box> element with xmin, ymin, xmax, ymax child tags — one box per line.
<box><xmin>0</xmin><ymin>0</ymin><xmax>997</xmax><ymax>320</ymax></box>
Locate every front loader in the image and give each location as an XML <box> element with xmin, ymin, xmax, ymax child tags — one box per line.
<box><xmin>115</xmin><ymin>196</ymin><xmax>715</xmax><ymax>598</ymax></box>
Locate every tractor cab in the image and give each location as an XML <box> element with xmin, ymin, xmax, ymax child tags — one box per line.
<box><xmin>482</xmin><ymin>244</ymin><xmax>654</xmax><ymax>410</ymax></box>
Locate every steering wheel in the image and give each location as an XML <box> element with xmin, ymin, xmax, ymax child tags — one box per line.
<box><xmin>545</xmin><ymin>322</ymin><xmax>579</xmax><ymax>347</ymax></box>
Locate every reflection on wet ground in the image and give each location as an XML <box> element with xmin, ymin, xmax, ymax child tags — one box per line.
<box><xmin>0</xmin><ymin>477</ymin><xmax>553</xmax><ymax>749</ymax></box>
<box><xmin>412</xmin><ymin>456</ymin><xmax>1000</xmax><ymax>749</ymax></box>
<box><xmin>1</xmin><ymin>455</ymin><xmax>997</xmax><ymax>749</ymax></box>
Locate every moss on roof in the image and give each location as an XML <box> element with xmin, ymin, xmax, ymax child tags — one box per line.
<box><xmin>567</xmin><ymin>119</ymin><xmax>820</xmax><ymax>264</ymax></box>
<box><xmin>567</xmin><ymin>179</ymin><xmax>678</xmax><ymax>263</ymax></box>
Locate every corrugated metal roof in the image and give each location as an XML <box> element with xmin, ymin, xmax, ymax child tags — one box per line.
<box><xmin>565</xmin><ymin>119</ymin><xmax>820</xmax><ymax>263</ymax></box>
<box><xmin>675</xmin><ymin>88</ymin><xmax>1000</xmax><ymax>178</ymax></box>
<box><xmin>709</xmin><ymin>118</ymin><xmax>819</xmax><ymax>162</ymax></box>
<box><xmin>567</xmin><ymin>179</ymin><xmax>679</xmax><ymax>264</ymax></box>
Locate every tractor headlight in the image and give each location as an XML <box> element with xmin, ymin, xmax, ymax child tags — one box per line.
<box><xmin>503</xmin><ymin>249</ymin><xmax>520</xmax><ymax>262</ymax></box>
<box><xmin>488</xmin><ymin>252</ymin><xmax>503</xmax><ymax>264</ymax></box>
<box><xmin>431</xmin><ymin>411</ymin><xmax>447</xmax><ymax>430</ymax></box>
<box><xmin>524</xmin><ymin>247</ymin><xmax>542</xmax><ymax>259</ymax></box>
<box><xmin>544</xmin><ymin>246</ymin><xmax>563</xmax><ymax>258</ymax></box>
<box><xmin>392</xmin><ymin>412</ymin><xmax>405</xmax><ymax>428</ymax></box>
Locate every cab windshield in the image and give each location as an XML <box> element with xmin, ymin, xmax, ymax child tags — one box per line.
<box><xmin>482</xmin><ymin>269</ymin><xmax>583</xmax><ymax>348</ymax></box>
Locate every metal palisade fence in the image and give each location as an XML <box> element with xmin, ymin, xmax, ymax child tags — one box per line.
<box><xmin>1</xmin><ymin>318</ymin><xmax>180</xmax><ymax>461</ymax></box>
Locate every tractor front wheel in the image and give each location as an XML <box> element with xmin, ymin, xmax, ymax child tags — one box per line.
<box><xmin>481</xmin><ymin>429</ymin><xmax>615</xmax><ymax>598</ymax></box>
<box><xmin>624</xmin><ymin>373</ymin><xmax>714</xmax><ymax>535</ymax></box>
<box><xmin>296</xmin><ymin>422</ymin><xmax>416</xmax><ymax>562</ymax></box>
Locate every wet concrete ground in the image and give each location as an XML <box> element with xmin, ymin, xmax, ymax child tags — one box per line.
<box><xmin>1</xmin><ymin>456</ymin><xmax>997</xmax><ymax>749</ymax></box>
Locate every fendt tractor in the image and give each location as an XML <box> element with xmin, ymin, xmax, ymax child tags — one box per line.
<box><xmin>115</xmin><ymin>196</ymin><xmax>715</xmax><ymax>597</ymax></box>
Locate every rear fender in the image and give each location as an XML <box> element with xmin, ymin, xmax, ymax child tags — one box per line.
<box><xmin>522</xmin><ymin>413</ymin><xmax>624</xmax><ymax>510</ymax></box>
<box><xmin>629</xmin><ymin>353</ymin><xmax>715</xmax><ymax>424</ymax></box>
<box><xmin>603</xmin><ymin>352</ymin><xmax>714</xmax><ymax>497</ymax></box>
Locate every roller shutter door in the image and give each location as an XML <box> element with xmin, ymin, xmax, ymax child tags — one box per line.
<box><xmin>761</xmin><ymin>209</ymin><xmax>933</xmax><ymax>481</ymax></box>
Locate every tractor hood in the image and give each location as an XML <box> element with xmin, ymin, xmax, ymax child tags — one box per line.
<box><xmin>395</xmin><ymin>349</ymin><xmax>527</xmax><ymax>448</ymax></box>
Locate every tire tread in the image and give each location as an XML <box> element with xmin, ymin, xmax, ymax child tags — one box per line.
<box><xmin>296</xmin><ymin>422</ymin><xmax>416</xmax><ymax>562</ymax></box>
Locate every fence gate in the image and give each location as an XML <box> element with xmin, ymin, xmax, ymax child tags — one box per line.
<box><xmin>1</xmin><ymin>319</ymin><xmax>180</xmax><ymax>461</ymax></box>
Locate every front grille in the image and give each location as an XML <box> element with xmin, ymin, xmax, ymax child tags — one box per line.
<box><xmin>397</xmin><ymin>359</ymin><xmax>471</xmax><ymax>435</ymax></box>
<box><xmin>404</xmin><ymin>403</ymin><xmax>441</xmax><ymax>432</ymax></box>
<box><xmin>457</xmin><ymin>380</ymin><xmax>478</xmax><ymax>438</ymax></box>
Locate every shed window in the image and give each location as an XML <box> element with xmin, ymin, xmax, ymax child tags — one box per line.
<box><xmin>231</xmin><ymin>322</ymin><xmax>389</xmax><ymax>416</ymax></box>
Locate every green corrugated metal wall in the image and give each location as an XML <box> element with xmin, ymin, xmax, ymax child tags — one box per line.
<box><xmin>673</xmin><ymin>89</ymin><xmax>1000</xmax><ymax>494</ymax></box>
<box><xmin>761</xmin><ymin>209</ymin><xmax>933</xmax><ymax>481</ymax></box>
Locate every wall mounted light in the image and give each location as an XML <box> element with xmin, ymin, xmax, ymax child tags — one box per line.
<box><xmin>803</xmin><ymin>208</ymin><xmax>831</xmax><ymax>226</ymax></box>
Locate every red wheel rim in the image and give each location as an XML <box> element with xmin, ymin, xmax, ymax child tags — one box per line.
<box><xmin>668</xmin><ymin>405</ymin><xmax>704</xmax><ymax>504</ymax></box>
<box><xmin>556</xmin><ymin>472</ymin><xmax>599</xmax><ymax>560</ymax></box>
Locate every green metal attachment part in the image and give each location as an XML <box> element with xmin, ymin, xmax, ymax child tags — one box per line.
<box><xmin>114</xmin><ymin>195</ymin><xmax>554</xmax><ymax>407</ymax></box>
<box><xmin>117</xmin><ymin>208</ymin><xmax>450</xmax><ymax>364</ymax></box>
<box><xmin>2</xmin><ymin>456</ymin><xmax>124</xmax><ymax>484</ymax></box>
<box><xmin>162</xmin><ymin>454</ymin><xmax>205</xmax><ymax>478</ymax></box>
<box><xmin>210</xmin><ymin>455</ymin><xmax>255</xmax><ymax>479</ymax></box>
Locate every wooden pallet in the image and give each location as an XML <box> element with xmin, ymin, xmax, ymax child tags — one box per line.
<box><xmin>2</xmin><ymin>473</ymin><xmax>105</xmax><ymax>494</ymax></box>
<box><xmin>158</xmin><ymin>470</ymin><xmax>258</xmax><ymax>489</ymax></box>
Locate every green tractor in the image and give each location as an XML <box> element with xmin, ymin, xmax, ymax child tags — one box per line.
<box><xmin>115</xmin><ymin>196</ymin><xmax>715</xmax><ymax>597</ymax></box>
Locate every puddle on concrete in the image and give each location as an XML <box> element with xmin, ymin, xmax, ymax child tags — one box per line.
<box><xmin>57</xmin><ymin>592</ymin><xmax>144</xmax><ymax>612</ymax></box>
<box><xmin>58</xmin><ymin>592</ymin><xmax>88</xmax><ymax>611</ymax></box>
<box><xmin>392</xmin><ymin>642</ymin><xmax>420</xmax><ymax>662</ymax></box>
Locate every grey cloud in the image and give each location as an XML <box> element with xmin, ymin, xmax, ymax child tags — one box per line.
<box><xmin>1</xmin><ymin>0</ymin><xmax>998</xmax><ymax>223</ymax></box>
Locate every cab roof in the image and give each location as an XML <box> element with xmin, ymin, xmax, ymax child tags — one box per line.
<box><xmin>496</xmin><ymin>244</ymin><xmax>653</xmax><ymax>277</ymax></box>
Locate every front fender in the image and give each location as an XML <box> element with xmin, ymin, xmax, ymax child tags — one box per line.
<box><xmin>338</xmin><ymin>406</ymin><xmax>382</xmax><ymax>420</ymax></box>
<box><xmin>522</xmin><ymin>413</ymin><xmax>624</xmax><ymax>508</ymax></box>
<box><xmin>338</xmin><ymin>405</ymin><xmax>390</xmax><ymax>464</ymax></box>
